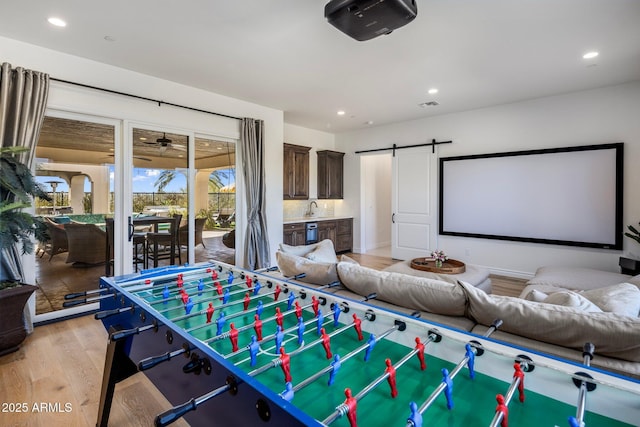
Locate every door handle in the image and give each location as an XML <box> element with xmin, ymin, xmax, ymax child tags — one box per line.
<box><xmin>128</xmin><ymin>216</ymin><xmax>134</xmax><ymax>241</ymax></box>
<box><xmin>392</xmin><ymin>213</ymin><xmax>396</xmax><ymax>223</ymax></box>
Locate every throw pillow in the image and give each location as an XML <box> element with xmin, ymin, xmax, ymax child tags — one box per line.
<box><xmin>339</xmin><ymin>254</ymin><xmax>360</xmax><ymax>265</ymax></box>
<box><xmin>629</xmin><ymin>274</ymin><xmax>640</xmax><ymax>287</ymax></box>
<box><xmin>543</xmin><ymin>291</ymin><xmax>603</xmax><ymax>312</ymax></box>
<box><xmin>275</xmin><ymin>251</ymin><xmax>338</xmax><ymax>285</ymax></box>
<box><xmin>279</xmin><ymin>241</ymin><xmax>320</xmax><ymax>257</ymax></box>
<box><xmin>304</xmin><ymin>239</ymin><xmax>338</xmax><ymax>263</ymax></box>
<box><xmin>580</xmin><ymin>283</ymin><xmax>640</xmax><ymax>317</ymax></box>
<box><xmin>522</xmin><ymin>289</ymin><xmax>548</xmax><ymax>302</ymax></box>
<box><xmin>337</xmin><ymin>262</ymin><xmax>467</xmax><ymax>316</ymax></box>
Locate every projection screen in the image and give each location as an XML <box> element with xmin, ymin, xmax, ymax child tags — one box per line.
<box><xmin>439</xmin><ymin>143</ymin><xmax>623</xmax><ymax>249</ymax></box>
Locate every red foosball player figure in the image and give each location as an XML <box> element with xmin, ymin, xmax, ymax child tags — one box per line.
<box><xmin>206</xmin><ymin>303</ymin><xmax>215</xmax><ymax>323</ymax></box>
<box><xmin>180</xmin><ymin>290</ymin><xmax>189</xmax><ymax>305</ymax></box>
<box><xmin>352</xmin><ymin>313</ymin><xmax>363</xmax><ymax>341</ymax></box>
<box><xmin>246</xmin><ymin>276</ymin><xmax>252</xmax><ymax>289</ymax></box>
<box><xmin>495</xmin><ymin>394</ymin><xmax>508</xmax><ymax>427</ymax></box>
<box><xmin>385</xmin><ymin>358</ymin><xmax>398</xmax><ymax>398</ymax></box>
<box><xmin>211</xmin><ymin>270</ymin><xmax>218</xmax><ymax>280</ymax></box>
<box><xmin>344</xmin><ymin>388</ymin><xmax>358</xmax><ymax>427</ymax></box>
<box><xmin>243</xmin><ymin>293</ymin><xmax>251</xmax><ymax>311</ymax></box>
<box><xmin>513</xmin><ymin>363</ymin><xmax>525</xmax><ymax>403</ymax></box>
<box><xmin>229</xmin><ymin>323</ymin><xmax>239</xmax><ymax>352</ymax></box>
<box><xmin>321</xmin><ymin>328</ymin><xmax>332</xmax><ymax>359</ymax></box>
<box><xmin>312</xmin><ymin>296</ymin><xmax>320</xmax><ymax>316</ymax></box>
<box><xmin>254</xmin><ymin>314</ymin><xmax>263</xmax><ymax>341</ymax></box>
<box><xmin>295</xmin><ymin>301</ymin><xmax>303</xmax><ymax>319</ymax></box>
<box><xmin>275</xmin><ymin>307</ymin><xmax>284</xmax><ymax>329</ymax></box>
<box><xmin>274</xmin><ymin>284</ymin><xmax>282</xmax><ymax>301</ymax></box>
<box><xmin>414</xmin><ymin>337</ymin><xmax>427</xmax><ymax>371</ymax></box>
<box><xmin>215</xmin><ymin>282</ymin><xmax>224</xmax><ymax>300</ymax></box>
<box><xmin>279</xmin><ymin>347</ymin><xmax>292</xmax><ymax>383</ymax></box>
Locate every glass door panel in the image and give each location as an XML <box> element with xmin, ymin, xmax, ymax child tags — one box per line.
<box><xmin>33</xmin><ymin>114</ymin><xmax>116</xmax><ymax>318</ymax></box>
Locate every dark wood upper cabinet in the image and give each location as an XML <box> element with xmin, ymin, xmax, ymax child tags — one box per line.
<box><xmin>317</xmin><ymin>150</ymin><xmax>344</xmax><ymax>199</ymax></box>
<box><xmin>283</xmin><ymin>143</ymin><xmax>310</xmax><ymax>200</ymax></box>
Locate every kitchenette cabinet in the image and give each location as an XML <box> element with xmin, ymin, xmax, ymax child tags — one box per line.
<box><xmin>282</xmin><ymin>218</ymin><xmax>352</xmax><ymax>253</ymax></box>
<box><xmin>283</xmin><ymin>143</ymin><xmax>311</xmax><ymax>200</ymax></box>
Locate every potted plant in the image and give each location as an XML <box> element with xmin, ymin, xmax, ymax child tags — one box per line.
<box><xmin>0</xmin><ymin>146</ymin><xmax>50</xmax><ymax>355</ymax></box>
<box><xmin>620</xmin><ymin>222</ymin><xmax>640</xmax><ymax>275</ymax></box>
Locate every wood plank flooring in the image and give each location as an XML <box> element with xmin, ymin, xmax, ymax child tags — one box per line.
<box><xmin>1</xmin><ymin>252</ymin><xmax>527</xmax><ymax>426</ymax></box>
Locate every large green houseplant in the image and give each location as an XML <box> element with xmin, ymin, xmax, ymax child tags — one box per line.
<box><xmin>0</xmin><ymin>146</ymin><xmax>50</xmax><ymax>355</ymax></box>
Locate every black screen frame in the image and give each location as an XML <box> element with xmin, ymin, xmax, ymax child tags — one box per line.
<box><xmin>438</xmin><ymin>143</ymin><xmax>624</xmax><ymax>250</ymax></box>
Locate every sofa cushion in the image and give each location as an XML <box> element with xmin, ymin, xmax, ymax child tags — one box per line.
<box><xmin>280</xmin><ymin>239</ymin><xmax>334</xmax><ymax>258</ymax></box>
<box><xmin>460</xmin><ymin>281</ymin><xmax>640</xmax><ymax>362</ymax></box>
<box><xmin>629</xmin><ymin>274</ymin><xmax>640</xmax><ymax>287</ymax></box>
<box><xmin>580</xmin><ymin>283</ymin><xmax>640</xmax><ymax>317</ymax></box>
<box><xmin>527</xmin><ymin>266</ymin><xmax>632</xmax><ymax>291</ymax></box>
<box><xmin>275</xmin><ymin>251</ymin><xmax>338</xmax><ymax>285</ymax></box>
<box><xmin>336</xmin><ymin>262</ymin><xmax>467</xmax><ymax>316</ymax></box>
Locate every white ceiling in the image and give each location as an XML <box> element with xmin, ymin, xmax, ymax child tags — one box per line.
<box><xmin>1</xmin><ymin>0</ymin><xmax>639</xmax><ymax>133</ymax></box>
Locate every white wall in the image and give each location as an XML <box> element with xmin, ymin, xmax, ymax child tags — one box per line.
<box><xmin>2</xmin><ymin>36</ymin><xmax>285</xmax><ymax>271</ymax></box>
<box><xmin>337</xmin><ymin>82</ymin><xmax>640</xmax><ymax>277</ymax></box>
<box><xmin>361</xmin><ymin>153</ymin><xmax>392</xmax><ymax>252</ymax></box>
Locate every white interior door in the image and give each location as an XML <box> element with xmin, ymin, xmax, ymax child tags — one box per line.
<box><xmin>391</xmin><ymin>147</ymin><xmax>437</xmax><ymax>260</ymax></box>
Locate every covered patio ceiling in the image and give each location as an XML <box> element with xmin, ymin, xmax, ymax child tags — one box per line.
<box><xmin>36</xmin><ymin>116</ymin><xmax>236</xmax><ymax>170</ymax></box>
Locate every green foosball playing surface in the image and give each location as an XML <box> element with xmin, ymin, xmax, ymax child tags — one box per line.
<box><xmin>138</xmin><ymin>278</ymin><xmax>632</xmax><ymax>427</ymax></box>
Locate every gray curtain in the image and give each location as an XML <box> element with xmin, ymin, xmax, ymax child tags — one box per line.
<box><xmin>240</xmin><ymin>118</ymin><xmax>270</xmax><ymax>269</ymax></box>
<box><xmin>0</xmin><ymin>62</ymin><xmax>49</xmax><ymax>331</ymax></box>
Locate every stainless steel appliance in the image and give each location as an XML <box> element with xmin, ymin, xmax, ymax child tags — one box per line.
<box><xmin>305</xmin><ymin>222</ymin><xmax>318</xmax><ymax>244</ymax></box>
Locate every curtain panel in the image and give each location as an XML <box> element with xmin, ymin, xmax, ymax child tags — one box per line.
<box><xmin>240</xmin><ymin>118</ymin><xmax>270</xmax><ymax>270</ymax></box>
<box><xmin>0</xmin><ymin>62</ymin><xmax>49</xmax><ymax>331</ymax></box>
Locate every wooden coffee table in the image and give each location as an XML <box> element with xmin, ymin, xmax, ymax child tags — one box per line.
<box><xmin>410</xmin><ymin>258</ymin><xmax>466</xmax><ymax>274</ymax></box>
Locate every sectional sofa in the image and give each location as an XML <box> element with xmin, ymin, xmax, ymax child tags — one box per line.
<box><xmin>275</xmin><ymin>241</ymin><xmax>640</xmax><ymax>380</ymax></box>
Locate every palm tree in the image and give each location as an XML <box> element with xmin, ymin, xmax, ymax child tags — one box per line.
<box><xmin>154</xmin><ymin>169</ymin><xmax>233</xmax><ymax>193</ymax></box>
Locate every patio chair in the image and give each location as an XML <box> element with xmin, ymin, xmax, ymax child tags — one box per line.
<box><xmin>146</xmin><ymin>214</ymin><xmax>182</xmax><ymax>267</ymax></box>
<box><xmin>64</xmin><ymin>222</ymin><xmax>108</xmax><ymax>265</ymax></box>
<box><xmin>179</xmin><ymin>217</ymin><xmax>207</xmax><ymax>249</ymax></box>
<box><xmin>41</xmin><ymin>218</ymin><xmax>69</xmax><ymax>261</ymax></box>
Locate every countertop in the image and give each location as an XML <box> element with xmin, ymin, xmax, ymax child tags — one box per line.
<box><xmin>283</xmin><ymin>216</ymin><xmax>352</xmax><ymax>224</ymax></box>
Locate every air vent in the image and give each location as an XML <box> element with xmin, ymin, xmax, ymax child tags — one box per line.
<box><xmin>419</xmin><ymin>101</ymin><xmax>440</xmax><ymax>108</ymax></box>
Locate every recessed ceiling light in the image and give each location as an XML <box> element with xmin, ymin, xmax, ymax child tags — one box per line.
<box><xmin>428</xmin><ymin>88</ymin><xmax>439</xmax><ymax>95</ymax></box>
<box><xmin>47</xmin><ymin>17</ymin><xmax>67</xmax><ymax>27</ymax></box>
<box><xmin>583</xmin><ymin>51</ymin><xmax>599</xmax><ymax>59</ymax></box>
<box><xmin>139</xmin><ymin>137</ymin><xmax>147</xmax><ymax>141</ymax></box>
<box><xmin>337</xmin><ymin>110</ymin><xmax>346</xmax><ymax>116</ymax></box>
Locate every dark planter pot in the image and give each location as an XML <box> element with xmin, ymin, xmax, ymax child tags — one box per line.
<box><xmin>0</xmin><ymin>284</ymin><xmax>37</xmax><ymax>356</ymax></box>
<box><xmin>619</xmin><ymin>257</ymin><xmax>640</xmax><ymax>276</ymax></box>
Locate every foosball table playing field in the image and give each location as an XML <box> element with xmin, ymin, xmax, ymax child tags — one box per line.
<box><xmin>71</xmin><ymin>261</ymin><xmax>640</xmax><ymax>426</ymax></box>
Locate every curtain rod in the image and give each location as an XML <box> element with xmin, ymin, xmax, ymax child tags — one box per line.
<box><xmin>50</xmin><ymin>77</ymin><xmax>242</xmax><ymax>121</ymax></box>
<box><xmin>355</xmin><ymin>139</ymin><xmax>452</xmax><ymax>156</ymax></box>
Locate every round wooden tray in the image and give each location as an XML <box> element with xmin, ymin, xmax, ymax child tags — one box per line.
<box><xmin>410</xmin><ymin>258</ymin><xmax>466</xmax><ymax>274</ymax></box>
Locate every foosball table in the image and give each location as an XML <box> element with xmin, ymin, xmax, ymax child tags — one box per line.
<box><xmin>73</xmin><ymin>261</ymin><xmax>640</xmax><ymax>426</ymax></box>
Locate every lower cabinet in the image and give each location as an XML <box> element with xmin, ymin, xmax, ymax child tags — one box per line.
<box><xmin>335</xmin><ymin>218</ymin><xmax>353</xmax><ymax>253</ymax></box>
<box><xmin>282</xmin><ymin>218</ymin><xmax>352</xmax><ymax>252</ymax></box>
<box><xmin>283</xmin><ymin>222</ymin><xmax>306</xmax><ymax>246</ymax></box>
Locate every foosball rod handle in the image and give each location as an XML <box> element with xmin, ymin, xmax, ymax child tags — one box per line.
<box><xmin>62</xmin><ymin>299</ymin><xmax>87</xmax><ymax>307</ymax></box>
<box><xmin>64</xmin><ymin>287</ymin><xmax>105</xmax><ymax>299</ymax></box>
<box><xmin>154</xmin><ymin>398</ymin><xmax>196</xmax><ymax>427</ymax></box>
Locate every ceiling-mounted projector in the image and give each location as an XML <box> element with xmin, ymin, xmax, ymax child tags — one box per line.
<box><xmin>324</xmin><ymin>0</ymin><xmax>418</xmax><ymax>41</ymax></box>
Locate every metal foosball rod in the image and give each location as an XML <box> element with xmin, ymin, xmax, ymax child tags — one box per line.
<box><xmin>62</xmin><ymin>290</ymin><xmax>118</xmax><ymax>308</ymax></box>
<box><xmin>321</xmin><ymin>320</ymin><xmax>428</xmax><ymax>426</ymax></box>
<box><xmin>406</xmin><ymin>319</ymin><xmax>503</xmax><ymax>427</ymax></box>
<box><xmin>488</xmin><ymin>359</ymin><xmax>531</xmax><ymax>427</ymax></box>
<box><xmin>568</xmin><ymin>342</ymin><xmax>596</xmax><ymax>427</ymax></box>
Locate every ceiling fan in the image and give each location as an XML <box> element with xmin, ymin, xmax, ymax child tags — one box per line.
<box><xmin>143</xmin><ymin>132</ymin><xmax>187</xmax><ymax>154</ymax></box>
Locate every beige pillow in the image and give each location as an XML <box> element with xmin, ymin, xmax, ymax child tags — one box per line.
<box><xmin>304</xmin><ymin>239</ymin><xmax>338</xmax><ymax>263</ymax></box>
<box><xmin>336</xmin><ymin>262</ymin><xmax>467</xmax><ymax>316</ymax></box>
<box><xmin>629</xmin><ymin>274</ymin><xmax>640</xmax><ymax>287</ymax></box>
<box><xmin>279</xmin><ymin>241</ymin><xmax>320</xmax><ymax>257</ymax></box>
<box><xmin>580</xmin><ymin>283</ymin><xmax>640</xmax><ymax>317</ymax></box>
<box><xmin>543</xmin><ymin>291</ymin><xmax>603</xmax><ymax>312</ymax></box>
<box><xmin>460</xmin><ymin>281</ymin><xmax>640</xmax><ymax>362</ymax></box>
<box><xmin>522</xmin><ymin>289</ymin><xmax>548</xmax><ymax>302</ymax></box>
<box><xmin>275</xmin><ymin>251</ymin><xmax>338</xmax><ymax>285</ymax></box>
<box><xmin>339</xmin><ymin>254</ymin><xmax>360</xmax><ymax>265</ymax></box>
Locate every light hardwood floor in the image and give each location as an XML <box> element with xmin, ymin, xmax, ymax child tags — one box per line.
<box><xmin>1</xmin><ymin>253</ymin><xmax>527</xmax><ymax>426</ymax></box>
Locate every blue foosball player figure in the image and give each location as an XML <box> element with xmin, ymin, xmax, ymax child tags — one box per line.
<box><xmin>296</xmin><ymin>316</ymin><xmax>305</xmax><ymax>346</ymax></box>
<box><xmin>328</xmin><ymin>354</ymin><xmax>341</xmax><ymax>386</ymax></box>
<box><xmin>407</xmin><ymin>401</ymin><xmax>423</xmax><ymax>427</ymax></box>
<box><xmin>215</xmin><ymin>312</ymin><xmax>226</xmax><ymax>336</ymax></box>
<box><xmin>280</xmin><ymin>382</ymin><xmax>294</xmax><ymax>402</ymax></box>
<box><xmin>364</xmin><ymin>334</ymin><xmax>377</xmax><ymax>362</ymax></box>
<box><xmin>275</xmin><ymin>325</ymin><xmax>284</xmax><ymax>353</ymax></box>
<box><xmin>248</xmin><ymin>335</ymin><xmax>260</xmax><ymax>367</ymax></box>
<box><xmin>442</xmin><ymin>368</ymin><xmax>454</xmax><ymax>410</ymax></box>
<box><xmin>465</xmin><ymin>343</ymin><xmax>476</xmax><ymax>379</ymax></box>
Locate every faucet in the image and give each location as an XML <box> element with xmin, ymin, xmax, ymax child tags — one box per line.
<box><xmin>308</xmin><ymin>201</ymin><xmax>318</xmax><ymax>217</ymax></box>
